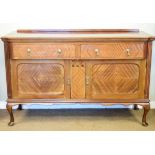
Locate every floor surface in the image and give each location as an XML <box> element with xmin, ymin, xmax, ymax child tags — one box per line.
<box><xmin>0</xmin><ymin>109</ymin><xmax>155</xmax><ymax>131</ymax></box>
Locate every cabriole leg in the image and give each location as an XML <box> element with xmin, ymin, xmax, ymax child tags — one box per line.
<box><xmin>142</xmin><ymin>104</ymin><xmax>150</xmax><ymax>127</ymax></box>
<box><xmin>17</xmin><ymin>104</ymin><xmax>22</xmax><ymax>110</ymax></box>
<box><xmin>6</xmin><ymin>103</ymin><xmax>14</xmax><ymax>126</ymax></box>
<box><xmin>133</xmin><ymin>104</ymin><xmax>138</xmax><ymax>110</ymax></box>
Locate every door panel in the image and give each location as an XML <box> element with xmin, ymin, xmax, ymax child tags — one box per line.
<box><xmin>86</xmin><ymin>60</ymin><xmax>146</xmax><ymax>99</ymax></box>
<box><xmin>71</xmin><ymin>61</ymin><xmax>85</xmax><ymax>99</ymax></box>
<box><xmin>11</xmin><ymin>60</ymin><xmax>70</xmax><ymax>99</ymax></box>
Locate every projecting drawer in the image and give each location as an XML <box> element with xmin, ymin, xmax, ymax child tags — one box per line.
<box><xmin>11</xmin><ymin>43</ymin><xmax>76</xmax><ymax>59</ymax></box>
<box><xmin>81</xmin><ymin>42</ymin><xmax>145</xmax><ymax>59</ymax></box>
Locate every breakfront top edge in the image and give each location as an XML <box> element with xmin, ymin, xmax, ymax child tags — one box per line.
<box><xmin>1</xmin><ymin>29</ymin><xmax>155</xmax><ymax>41</ymax></box>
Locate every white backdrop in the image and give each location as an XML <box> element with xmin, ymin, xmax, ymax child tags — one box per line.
<box><xmin>0</xmin><ymin>23</ymin><xmax>155</xmax><ymax>108</ymax></box>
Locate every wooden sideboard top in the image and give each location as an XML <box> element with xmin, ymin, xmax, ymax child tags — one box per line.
<box><xmin>1</xmin><ymin>29</ymin><xmax>155</xmax><ymax>42</ymax></box>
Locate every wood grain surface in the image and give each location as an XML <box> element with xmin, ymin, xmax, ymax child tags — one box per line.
<box><xmin>81</xmin><ymin>42</ymin><xmax>145</xmax><ymax>59</ymax></box>
<box><xmin>11</xmin><ymin>43</ymin><xmax>76</xmax><ymax>59</ymax></box>
<box><xmin>1</xmin><ymin>29</ymin><xmax>154</xmax><ymax>126</ymax></box>
<box><xmin>71</xmin><ymin>61</ymin><xmax>85</xmax><ymax>99</ymax></box>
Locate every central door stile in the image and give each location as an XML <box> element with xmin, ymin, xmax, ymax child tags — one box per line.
<box><xmin>71</xmin><ymin>60</ymin><xmax>86</xmax><ymax>99</ymax></box>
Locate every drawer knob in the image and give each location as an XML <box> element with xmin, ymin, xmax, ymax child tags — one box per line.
<box><xmin>94</xmin><ymin>48</ymin><xmax>100</xmax><ymax>56</ymax></box>
<box><xmin>27</xmin><ymin>48</ymin><xmax>31</xmax><ymax>56</ymax></box>
<box><xmin>126</xmin><ymin>48</ymin><xmax>131</xmax><ymax>56</ymax></box>
<box><xmin>57</xmin><ymin>49</ymin><xmax>62</xmax><ymax>54</ymax></box>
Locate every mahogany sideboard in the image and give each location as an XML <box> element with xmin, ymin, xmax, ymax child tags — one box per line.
<box><xmin>1</xmin><ymin>29</ymin><xmax>155</xmax><ymax>126</ymax></box>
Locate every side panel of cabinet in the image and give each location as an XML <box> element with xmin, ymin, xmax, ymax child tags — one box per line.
<box><xmin>11</xmin><ymin>60</ymin><xmax>70</xmax><ymax>99</ymax></box>
<box><xmin>86</xmin><ymin>60</ymin><xmax>146</xmax><ymax>99</ymax></box>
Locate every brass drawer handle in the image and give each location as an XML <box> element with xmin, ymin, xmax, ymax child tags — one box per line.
<box><xmin>126</xmin><ymin>48</ymin><xmax>131</xmax><ymax>56</ymax></box>
<box><xmin>27</xmin><ymin>48</ymin><xmax>31</xmax><ymax>56</ymax></box>
<box><xmin>94</xmin><ymin>48</ymin><xmax>100</xmax><ymax>56</ymax></box>
<box><xmin>57</xmin><ymin>49</ymin><xmax>62</xmax><ymax>54</ymax></box>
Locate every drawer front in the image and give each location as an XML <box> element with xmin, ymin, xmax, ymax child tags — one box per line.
<box><xmin>81</xmin><ymin>42</ymin><xmax>145</xmax><ymax>59</ymax></box>
<box><xmin>11</xmin><ymin>43</ymin><xmax>76</xmax><ymax>59</ymax></box>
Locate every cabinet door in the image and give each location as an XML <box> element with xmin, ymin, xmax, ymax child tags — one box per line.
<box><xmin>71</xmin><ymin>61</ymin><xmax>86</xmax><ymax>99</ymax></box>
<box><xmin>86</xmin><ymin>60</ymin><xmax>146</xmax><ymax>99</ymax></box>
<box><xmin>11</xmin><ymin>60</ymin><xmax>70</xmax><ymax>99</ymax></box>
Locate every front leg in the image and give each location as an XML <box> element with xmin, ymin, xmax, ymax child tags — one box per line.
<box><xmin>6</xmin><ymin>103</ymin><xmax>14</xmax><ymax>126</ymax></box>
<box><xmin>142</xmin><ymin>104</ymin><xmax>150</xmax><ymax>127</ymax></box>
